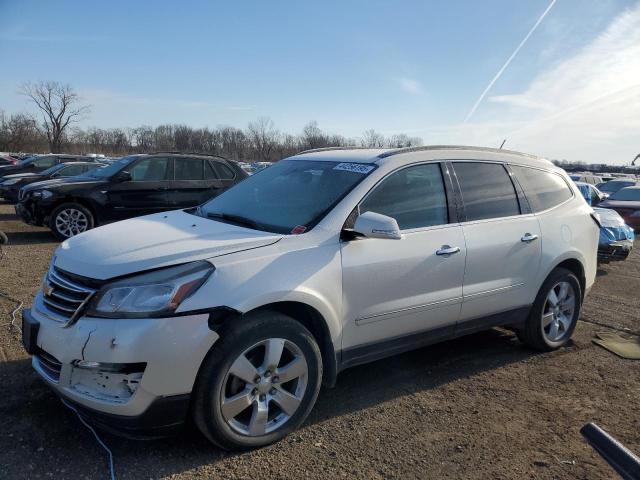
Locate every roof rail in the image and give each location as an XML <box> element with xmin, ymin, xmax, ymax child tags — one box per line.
<box><xmin>377</xmin><ymin>145</ymin><xmax>541</xmax><ymax>159</ymax></box>
<box><xmin>297</xmin><ymin>146</ymin><xmax>374</xmax><ymax>155</ymax></box>
<box><xmin>149</xmin><ymin>151</ymin><xmax>231</xmax><ymax>160</ymax></box>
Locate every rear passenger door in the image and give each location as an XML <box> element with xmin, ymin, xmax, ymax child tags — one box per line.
<box><xmin>167</xmin><ymin>157</ymin><xmax>216</xmax><ymax>208</ymax></box>
<box><xmin>451</xmin><ymin>161</ymin><xmax>542</xmax><ymax>323</ymax></box>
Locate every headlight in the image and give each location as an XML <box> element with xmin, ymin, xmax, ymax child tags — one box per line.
<box><xmin>2</xmin><ymin>178</ymin><xmax>20</xmax><ymax>185</ymax></box>
<box><xmin>86</xmin><ymin>261</ymin><xmax>214</xmax><ymax>318</ymax></box>
<box><xmin>32</xmin><ymin>190</ymin><xmax>53</xmax><ymax>199</ymax></box>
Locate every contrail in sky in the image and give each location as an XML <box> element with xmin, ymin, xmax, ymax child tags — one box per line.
<box><xmin>464</xmin><ymin>0</ymin><xmax>557</xmax><ymax>123</ymax></box>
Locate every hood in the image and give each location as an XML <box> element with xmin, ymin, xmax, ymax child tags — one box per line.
<box><xmin>54</xmin><ymin>209</ymin><xmax>283</xmax><ymax>279</ymax></box>
<box><xmin>22</xmin><ymin>176</ymin><xmax>104</xmax><ymax>192</ymax></box>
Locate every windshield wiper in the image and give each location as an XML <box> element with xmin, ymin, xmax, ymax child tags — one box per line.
<box><xmin>206</xmin><ymin>212</ymin><xmax>264</xmax><ymax>231</ymax></box>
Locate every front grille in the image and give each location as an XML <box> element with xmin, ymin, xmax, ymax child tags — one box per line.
<box><xmin>42</xmin><ymin>267</ymin><xmax>96</xmax><ymax>322</ymax></box>
<box><xmin>35</xmin><ymin>348</ymin><xmax>62</xmax><ymax>382</ymax></box>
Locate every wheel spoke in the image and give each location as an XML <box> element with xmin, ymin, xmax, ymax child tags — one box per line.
<box><xmin>275</xmin><ymin>357</ymin><xmax>306</xmax><ymax>383</ymax></box>
<box><xmin>547</xmin><ymin>288</ymin><xmax>559</xmax><ymax>306</ymax></box>
<box><xmin>248</xmin><ymin>399</ymin><xmax>269</xmax><ymax>436</ymax></box>
<box><xmin>542</xmin><ymin>312</ymin><xmax>555</xmax><ymax>327</ymax></box>
<box><xmin>262</xmin><ymin>338</ymin><xmax>285</xmax><ymax>370</ymax></box>
<box><xmin>548</xmin><ymin>320</ymin><xmax>560</xmax><ymax>340</ymax></box>
<box><xmin>221</xmin><ymin>388</ymin><xmax>254</xmax><ymax>419</ymax></box>
<box><xmin>558</xmin><ymin>283</ymin><xmax>569</xmax><ymax>302</ymax></box>
<box><xmin>271</xmin><ymin>387</ymin><xmax>301</xmax><ymax>416</ymax></box>
<box><xmin>229</xmin><ymin>354</ymin><xmax>259</xmax><ymax>385</ymax></box>
<box><xmin>558</xmin><ymin>314</ymin><xmax>571</xmax><ymax>332</ymax></box>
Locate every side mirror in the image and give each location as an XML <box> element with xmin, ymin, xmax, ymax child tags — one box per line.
<box><xmin>353</xmin><ymin>211</ymin><xmax>402</xmax><ymax>240</ymax></box>
<box><xmin>116</xmin><ymin>170</ymin><xmax>132</xmax><ymax>182</ymax></box>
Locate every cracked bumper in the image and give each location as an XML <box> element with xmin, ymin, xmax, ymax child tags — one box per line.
<box><xmin>23</xmin><ymin>295</ymin><xmax>219</xmax><ymax>426</ymax></box>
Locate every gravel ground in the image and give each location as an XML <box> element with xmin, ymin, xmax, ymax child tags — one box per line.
<box><xmin>0</xmin><ymin>201</ymin><xmax>639</xmax><ymax>479</ymax></box>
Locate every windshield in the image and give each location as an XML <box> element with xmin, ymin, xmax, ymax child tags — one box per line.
<box><xmin>17</xmin><ymin>155</ymin><xmax>40</xmax><ymax>165</ymax></box>
<box><xmin>85</xmin><ymin>155</ymin><xmax>138</xmax><ymax>178</ymax></box>
<box><xmin>198</xmin><ymin>160</ymin><xmax>376</xmax><ymax>234</ymax></box>
<box><xmin>599</xmin><ymin>180</ymin><xmax>635</xmax><ymax>193</ymax></box>
<box><xmin>609</xmin><ymin>188</ymin><xmax>640</xmax><ymax>201</ymax></box>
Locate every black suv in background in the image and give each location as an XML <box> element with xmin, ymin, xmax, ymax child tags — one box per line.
<box><xmin>0</xmin><ymin>154</ymin><xmax>96</xmax><ymax>177</ymax></box>
<box><xmin>16</xmin><ymin>153</ymin><xmax>247</xmax><ymax>239</ymax></box>
<box><xmin>0</xmin><ymin>162</ymin><xmax>103</xmax><ymax>203</ymax></box>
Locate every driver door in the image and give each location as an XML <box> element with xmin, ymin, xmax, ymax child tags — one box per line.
<box><xmin>104</xmin><ymin>156</ymin><xmax>172</xmax><ymax>221</ymax></box>
<box><xmin>340</xmin><ymin>163</ymin><xmax>466</xmax><ymax>355</ymax></box>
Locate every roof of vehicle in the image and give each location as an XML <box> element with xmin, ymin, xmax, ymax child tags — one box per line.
<box><xmin>290</xmin><ymin>145</ymin><xmax>553</xmax><ymax>168</ymax></box>
<box><xmin>148</xmin><ymin>152</ymin><xmax>234</xmax><ymax>161</ymax></box>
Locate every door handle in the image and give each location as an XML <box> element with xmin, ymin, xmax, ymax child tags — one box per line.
<box><xmin>436</xmin><ymin>245</ymin><xmax>461</xmax><ymax>256</ymax></box>
<box><xmin>521</xmin><ymin>233</ymin><xmax>539</xmax><ymax>243</ymax></box>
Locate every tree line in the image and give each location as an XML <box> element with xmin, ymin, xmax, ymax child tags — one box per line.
<box><xmin>0</xmin><ymin>81</ymin><xmax>422</xmax><ymax>161</ymax></box>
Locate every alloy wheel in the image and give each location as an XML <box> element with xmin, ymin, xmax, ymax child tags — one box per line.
<box><xmin>220</xmin><ymin>338</ymin><xmax>308</xmax><ymax>436</ymax></box>
<box><xmin>542</xmin><ymin>281</ymin><xmax>576</xmax><ymax>342</ymax></box>
<box><xmin>55</xmin><ymin>208</ymin><xmax>89</xmax><ymax>238</ymax></box>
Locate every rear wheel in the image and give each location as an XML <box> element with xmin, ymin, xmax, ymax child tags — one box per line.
<box><xmin>518</xmin><ymin>267</ymin><xmax>582</xmax><ymax>351</ymax></box>
<box><xmin>192</xmin><ymin>311</ymin><xmax>322</xmax><ymax>450</ymax></box>
<box><xmin>49</xmin><ymin>203</ymin><xmax>94</xmax><ymax>240</ymax></box>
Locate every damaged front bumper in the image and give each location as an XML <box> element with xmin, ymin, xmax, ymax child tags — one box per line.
<box><xmin>22</xmin><ymin>294</ymin><xmax>220</xmax><ymax>437</ymax></box>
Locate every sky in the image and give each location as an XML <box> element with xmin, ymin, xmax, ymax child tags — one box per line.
<box><xmin>1</xmin><ymin>0</ymin><xmax>639</xmax><ymax>164</ymax></box>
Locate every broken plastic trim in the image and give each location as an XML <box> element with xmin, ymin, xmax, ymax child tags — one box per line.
<box><xmin>73</xmin><ymin>360</ymin><xmax>146</xmax><ymax>374</ymax></box>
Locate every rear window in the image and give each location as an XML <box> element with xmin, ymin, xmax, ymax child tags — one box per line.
<box><xmin>511</xmin><ymin>166</ymin><xmax>573</xmax><ymax>212</ymax></box>
<box><xmin>211</xmin><ymin>161</ymin><xmax>235</xmax><ymax>180</ymax></box>
<box><xmin>453</xmin><ymin>162</ymin><xmax>520</xmax><ymax>221</ymax></box>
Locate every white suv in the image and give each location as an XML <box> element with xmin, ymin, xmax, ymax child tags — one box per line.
<box><xmin>22</xmin><ymin>146</ymin><xmax>598</xmax><ymax>449</ymax></box>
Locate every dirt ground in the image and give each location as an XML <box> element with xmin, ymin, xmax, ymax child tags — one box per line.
<box><xmin>0</xmin><ymin>201</ymin><xmax>638</xmax><ymax>480</ymax></box>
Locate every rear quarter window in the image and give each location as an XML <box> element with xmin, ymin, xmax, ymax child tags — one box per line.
<box><xmin>511</xmin><ymin>165</ymin><xmax>573</xmax><ymax>212</ymax></box>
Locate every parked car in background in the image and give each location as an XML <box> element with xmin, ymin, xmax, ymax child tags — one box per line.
<box><xmin>598</xmin><ymin>186</ymin><xmax>640</xmax><ymax>231</ymax></box>
<box><xmin>0</xmin><ymin>155</ymin><xmax>19</xmax><ymax>166</ymax></box>
<box><xmin>0</xmin><ymin>162</ymin><xmax>104</xmax><ymax>203</ymax></box>
<box><xmin>570</xmin><ymin>173</ymin><xmax>602</xmax><ymax>185</ymax></box>
<box><xmin>0</xmin><ymin>154</ymin><xmax>94</xmax><ymax>177</ymax></box>
<box><xmin>15</xmin><ymin>153</ymin><xmax>247</xmax><ymax>239</ymax></box>
<box><xmin>575</xmin><ymin>181</ymin><xmax>607</xmax><ymax>206</ymax></box>
<box><xmin>592</xmin><ymin>207</ymin><xmax>634</xmax><ymax>262</ymax></box>
<box><xmin>21</xmin><ymin>146</ymin><xmax>597</xmax><ymax>450</ymax></box>
<box><xmin>596</xmin><ymin>178</ymin><xmax>638</xmax><ymax>195</ymax></box>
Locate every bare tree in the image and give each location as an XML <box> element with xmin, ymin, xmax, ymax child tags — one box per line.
<box><xmin>361</xmin><ymin>129</ymin><xmax>385</xmax><ymax>148</ymax></box>
<box><xmin>19</xmin><ymin>81</ymin><xmax>90</xmax><ymax>153</ymax></box>
<box><xmin>247</xmin><ymin>117</ymin><xmax>280</xmax><ymax>161</ymax></box>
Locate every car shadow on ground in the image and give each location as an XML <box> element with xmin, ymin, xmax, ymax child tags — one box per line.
<box><xmin>0</xmin><ymin>212</ymin><xmax>19</xmax><ymax>221</ymax></box>
<box><xmin>3</xmin><ymin>230</ymin><xmax>56</xmax><ymax>245</ymax></box>
<box><xmin>0</xmin><ymin>328</ymin><xmax>545</xmax><ymax>478</ymax></box>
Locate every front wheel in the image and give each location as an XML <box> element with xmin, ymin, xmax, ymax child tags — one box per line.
<box><xmin>192</xmin><ymin>311</ymin><xmax>322</xmax><ymax>450</ymax></box>
<box><xmin>49</xmin><ymin>203</ymin><xmax>95</xmax><ymax>240</ymax></box>
<box><xmin>518</xmin><ymin>267</ymin><xmax>582</xmax><ymax>351</ymax></box>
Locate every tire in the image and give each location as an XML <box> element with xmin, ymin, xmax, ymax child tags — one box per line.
<box><xmin>192</xmin><ymin>310</ymin><xmax>323</xmax><ymax>450</ymax></box>
<box><xmin>519</xmin><ymin>267</ymin><xmax>582</xmax><ymax>351</ymax></box>
<box><xmin>49</xmin><ymin>203</ymin><xmax>95</xmax><ymax>241</ymax></box>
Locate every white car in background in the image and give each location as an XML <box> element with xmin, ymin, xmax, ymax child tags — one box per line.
<box><xmin>23</xmin><ymin>146</ymin><xmax>598</xmax><ymax>449</ymax></box>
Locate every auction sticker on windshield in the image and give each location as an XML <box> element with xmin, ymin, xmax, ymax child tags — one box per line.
<box><xmin>333</xmin><ymin>163</ymin><xmax>375</xmax><ymax>174</ymax></box>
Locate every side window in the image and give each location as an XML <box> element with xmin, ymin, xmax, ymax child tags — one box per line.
<box><xmin>359</xmin><ymin>163</ymin><xmax>448</xmax><ymax>230</ymax></box>
<box><xmin>175</xmin><ymin>158</ymin><xmax>204</xmax><ymax>180</ymax></box>
<box><xmin>511</xmin><ymin>165</ymin><xmax>573</xmax><ymax>212</ymax></box>
<box><xmin>205</xmin><ymin>161</ymin><xmax>219</xmax><ymax>180</ymax></box>
<box><xmin>33</xmin><ymin>157</ymin><xmax>56</xmax><ymax>168</ymax></box>
<box><xmin>129</xmin><ymin>157</ymin><xmax>170</xmax><ymax>181</ymax></box>
<box><xmin>453</xmin><ymin>162</ymin><xmax>520</xmax><ymax>221</ymax></box>
<box><xmin>58</xmin><ymin>164</ymin><xmax>85</xmax><ymax>177</ymax></box>
<box><xmin>210</xmin><ymin>161</ymin><xmax>235</xmax><ymax>180</ymax></box>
